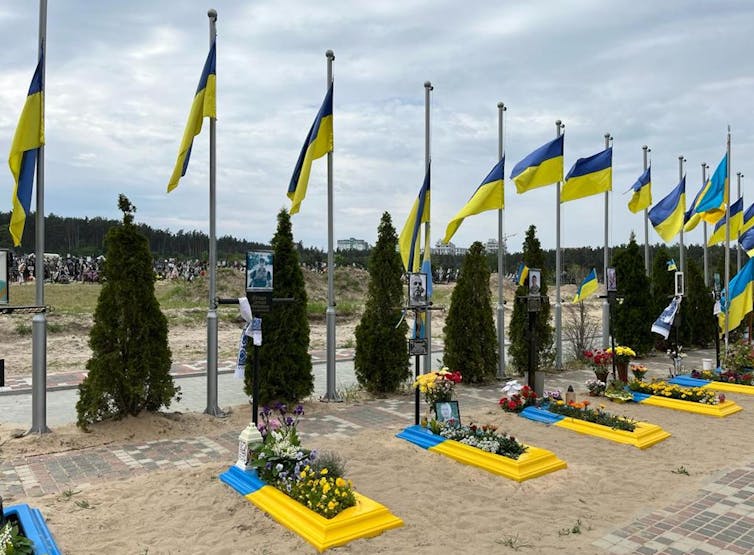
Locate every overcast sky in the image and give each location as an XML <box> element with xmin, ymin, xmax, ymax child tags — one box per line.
<box><xmin>2</xmin><ymin>1</ymin><xmax>753</xmax><ymax>253</ymax></box>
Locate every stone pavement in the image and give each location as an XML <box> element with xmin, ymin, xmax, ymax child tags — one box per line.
<box><xmin>4</xmin><ymin>347</ymin><xmax>754</xmax><ymax>553</ymax></box>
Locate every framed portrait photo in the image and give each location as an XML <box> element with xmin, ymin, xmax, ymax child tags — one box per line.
<box><xmin>434</xmin><ymin>400</ymin><xmax>461</xmax><ymax>426</ymax></box>
<box><xmin>606</xmin><ymin>267</ymin><xmax>617</xmax><ymax>292</ymax></box>
<box><xmin>408</xmin><ymin>272</ymin><xmax>428</xmax><ymax>307</ymax></box>
<box><xmin>0</xmin><ymin>249</ymin><xmax>8</xmax><ymax>305</ymax></box>
<box><xmin>675</xmin><ymin>271</ymin><xmax>684</xmax><ymax>297</ymax></box>
<box><xmin>246</xmin><ymin>250</ymin><xmax>274</xmax><ymax>292</ymax></box>
<box><xmin>528</xmin><ymin>268</ymin><xmax>541</xmax><ymax>297</ymax></box>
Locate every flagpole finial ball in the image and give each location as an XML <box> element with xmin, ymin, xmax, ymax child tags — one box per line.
<box><xmin>326</xmin><ymin>49</ymin><xmax>334</xmax><ymax>59</ymax></box>
<box><xmin>424</xmin><ymin>81</ymin><xmax>432</xmax><ymax>89</ymax></box>
<box><xmin>207</xmin><ymin>9</ymin><xmax>217</xmax><ymax>20</ymax></box>
<box><xmin>642</xmin><ymin>145</ymin><xmax>648</xmax><ymax>150</ymax></box>
<box><xmin>497</xmin><ymin>102</ymin><xmax>505</xmax><ymax>109</ymax></box>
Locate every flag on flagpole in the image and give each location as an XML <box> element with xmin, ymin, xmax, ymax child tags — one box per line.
<box><xmin>739</xmin><ymin>226</ymin><xmax>754</xmax><ymax>257</ymax></box>
<box><xmin>707</xmin><ymin>197</ymin><xmax>744</xmax><ymax>246</ymax></box>
<box><xmin>561</xmin><ymin>147</ymin><xmax>612</xmax><ymax>203</ymax></box>
<box><xmin>694</xmin><ymin>153</ymin><xmax>728</xmax><ymax>224</ymax></box>
<box><xmin>514</xmin><ymin>262</ymin><xmax>529</xmax><ymax>286</ymax></box>
<box><xmin>442</xmin><ymin>157</ymin><xmax>504</xmax><ymax>244</ymax></box>
<box><xmin>648</xmin><ymin>176</ymin><xmax>686</xmax><ymax>243</ymax></box>
<box><xmin>719</xmin><ymin>257</ymin><xmax>754</xmax><ymax>332</ymax></box>
<box><xmin>510</xmin><ymin>135</ymin><xmax>563</xmax><ymax>194</ymax></box>
<box><xmin>167</xmin><ymin>41</ymin><xmax>216</xmax><ymax>193</ymax></box>
<box><xmin>8</xmin><ymin>55</ymin><xmax>44</xmax><ymax>246</ymax></box>
<box><xmin>572</xmin><ymin>268</ymin><xmax>598</xmax><ymax>303</ymax></box>
<box><xmin>287</xmin><ymin>82</ymin><xmax>334</xmax><ymax>215</ymax></box>
<box><xmin>667</xmin><ymin>259</ymin><xmax>678</xmax><ymax>271</ymax></box>
<box><xmin>740</xmin><ymin>203</ymin><xmax>754</xmax><ymax>234</ymax></box>
<box><xmin>651</xmin><ymin>296</ymin><xmax>682</xmax><ymax>339</ymax></box>
<box><xmin>399</xmin><ymin>165</ymin><xmax>431</xmax><ymax>272</ymax></box>
<box><xmin>683</xmin><ymin>179</ymin><xmax>707</xmax><ymax>232</ymax></box>
<box><xmin>627</xmin><ymin>166</ymin><xmax>652</xmax><ymax>213</ymax></box>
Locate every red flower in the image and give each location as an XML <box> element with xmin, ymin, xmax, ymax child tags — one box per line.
<box><xmin>508</xmin><ymin>401</ymin><xmax>517</xmax><ymax>411</ymax></box>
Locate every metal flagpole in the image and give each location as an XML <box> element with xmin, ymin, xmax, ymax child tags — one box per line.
<box><xmin>642</xmin><ymin>145</ymin><xmax>650</xmax><ymax>275</ymax></box>
<box><xmin>555</xmin><ymin>120</ymin><xmax>564</xmax><ymax>368</ymax></box>
<box><xmin>702</xmin><ymin>163</ymin><xmax>709</xmax><ymax>287</ymax></box>
<box><xmin>30</xmin><ymin>0</ymin><xmax>50</xmax><ymax>434</ymax></box>
<box><xmin>423</xmin><ymin>81</ymin><xmax>433</xmax><ymax>374</ymax></box>
<box><xmin>324</xmin><ymin>50</ymin><xmax>339</xmax><ymax>401</ymax></box>
<box><xmin>737</xmin><ymin>171</ymin><xmax>743</xmax><ymax>271</ymax></box>
<box><xmin>724</xmin><ymin>127</ymin><xmax>732</xmax><ymax>349</ymax></box>
<box><xmin>602</xmin><ymin>132</ymin><xmax>611</xmax><ymax>349</ymax></box>
<box><xmin>679</xmin><ymin>156</ymin><xmax>686</xmax><ymax>276</ymax></box>
<box><xmin>496</xmin><ymin>102</ymin><xmax>506</xmax><ymax>378</ymax></box>
<box><xmin>204</xmin><ymin>9</ymin><xmax>223</xmax><ymax>416</ymax></box>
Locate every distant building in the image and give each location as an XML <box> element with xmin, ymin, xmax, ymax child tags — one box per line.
<box><xmin>337</xmin><ymin>238</ymin><xmax>370</xmax><ymax>251</ymax></box>
<box><xmin>431</xmin><ymin>240</ymin><xmax>467</xmax><ymax>256</ymax></box>
<box><xmin>485</xmin><ymin>238</ymin><xmax>498</xmax><ymax>253</ymax></box>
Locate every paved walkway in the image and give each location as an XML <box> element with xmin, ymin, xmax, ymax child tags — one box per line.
<box><xmin>4</xmin><ymin>347</ymin><xmax>754</xmax><ymax>553</ymax></box>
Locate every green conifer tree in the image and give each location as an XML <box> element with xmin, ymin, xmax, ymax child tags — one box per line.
<box><xmin>245</xmin><ymin>209</ymin><xmax>313</xmax><ymax>403</ymax></box>
<box><xmin>442</xmin><ymin>242</ymin><xmax>498</xmax><ymax>382</ymax></box>
<box><xmin>680</xmin><ymin>259</ymin><xmax>715</xmax><ymax>347</ymax></box>
<box><xmin>508</xmin><ymin>226</ymin><xmax>554</xmax><ymax>372</ymax></box>
<box><xmin>76</xmin><ymin>195</ymin><xmax>178</xmax><ymax>427</ymax></box>
<box><xmin>354</xmin><ymin>213</ymin><xmax>409</xmax><ymax>393</ymax></box>
<box><xmin>612</xmin><ymin>233</ymin><xmax>654</xmax><ymax>355</ymax></box>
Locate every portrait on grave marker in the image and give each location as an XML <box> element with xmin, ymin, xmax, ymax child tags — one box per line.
<box><xmin>528</xmin><ymin>268</ymin><xmax>541</xmax><ymax>296</ymax></box>
<box><xmin>409</xmin><ymin>338</ymin><xmax>428</xmax><ymax>356</ymax></box>
<box><xmin>434</xmin><ymin>400</ymin><xmax>461</xmax><ymax>426</ymax></box>
<box><xmin>246</xmin><ymin>251</ymin><xmax>274</xmax><ymax>292</ymax></box>
<box><xmin>675</xmin><ymin>271</ymin><xmax>684</xmax><ymax>297</ymax></box>
<box><xmin>0</xmin><ymin>250</ymin><xmax>8</xmax><ymax>305</ymax></box>
<box><xmin>408</xmin><ymin>272</ymin><xmax>428</xmax><ymax>307</ymax></box>
<box><xmin>606</xmin><ymin>267</ymin><xmax>617</xmax><ymax>292</ymax></box>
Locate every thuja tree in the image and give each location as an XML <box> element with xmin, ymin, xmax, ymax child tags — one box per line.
<box><xmin>680</xmin><ymin>259</ymin><xmax>715</xmax><ymax>347</ymax></box>
<box><xmin>76</xmin><ymin>195</ymin><xmax>178</xmax><ymax>427</ymax></box>
<box><xmin>245</xmin><ymin>209</ymin><xmax>313</xmax><ymax>403</ymax></box>
<box><xmin>354</xmin><ymin>212</ymin><xmax>409</xmax><ymax>393</ymax></box>
<box><xmin>612</xmin><ymin>233</ymin><xmax>654</xmax><ymax>355</ymax></box>
<box><xmin>508</xmin><ymin>226</ymin><xmax>554</xmax><ymax>372</ymax></box>
<box><xmin>443</xmin><ymin>241</ymin><xmax>498</xmax><ymax>382</ymax></box>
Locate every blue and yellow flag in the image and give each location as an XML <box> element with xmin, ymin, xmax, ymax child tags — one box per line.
<box><xmin>719</xmin><ymin>257</ymin><xmax>754</xmax><ymax>332</ymax></box>
<box><xmin>442</xmin><ymin>157</ymin><xmax>504</xmax><ymax>244</ymax></box>
<box><xmin>627</xmin><ymin>166</ymin><xmax>651</xmax><ymax>213</ymax></box>
<box><xmin>167</xmin><ymin>41</ymin><xmax>216</xmax><ymax>193</ymax></box>
<box><xmin>8</xmin><ymin>55</ymin><xmax>44</xmax><ymax>246</ymax></box>
<box><xmin>572</xmin><ymin>268</ymin><xmax>598</xmax><ymax>303</ymax></box>
<box><xmin>514</xmin><ymin>262</ymin><xmax>529</xmax><ymax>286</ymax></box>
<box><xmin>648</xmin><ymin>176</ymin><xmax>686</xmax><ymax>243</ymax></box>
<box><xmin>707</xmin><ymin>197</ymin><xmax>744</xmax><ymax>246</ymax></box>
<box><xmin>740</xmin><ymin>202</ymin><xmax>754</xmax><ymax>234</ymax></box>
<box><xmin>561</xmin><ymin>147</ymin><xmax>612</xmax><ymax>203</ymax></box>
<box><xmin>287</xmin><ymin>83</ymin><xmax>334</xmax><ymax>215</ymax></box>
<box><xmin>683</xmin><ymin>178</ymin><xmax>707</xmax><ymax>232</ymax></box>
<box><xmin>739</xmin><ymin>227</ymin><xmax>754</xmax><ymax>257</ymax></box>
<box><xmin>667</xmin><ymin>259</ymin><xmax>678</xmax><ymax>272</ymax></box>
<box><xmin>399</xmin><ymin>165</ymin><xmax>431</xmax><ymax>272</ymax></box>
<box><xmin>510</xmin><ymin>135</ymin><xmax>563</xmax><ymax>194</ymax></box>
<box><xmin>694</xmin><ymin>153</ymin><xmax>728</xmax><ymax>224</ymax></box>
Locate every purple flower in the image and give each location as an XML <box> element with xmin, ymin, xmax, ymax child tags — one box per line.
<box><xmin>285</xmin><ymin>416</ymin><xmax>294</xmax><ymax>427</ymax></box>
<box><xmin>294</xmin><ymin>405</ymin><xmax>304</xmax><ymax>416</ymax></box>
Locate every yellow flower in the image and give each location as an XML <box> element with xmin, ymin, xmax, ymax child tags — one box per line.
<box><xmin>320</xmin><ymin>468</ymin><xmax>329</xmax><ymax>475</ymax></box>
<box><xmin>336</xmin><ymin>477</ymin><xmax>346</xmax><ymax>488</ymax></box>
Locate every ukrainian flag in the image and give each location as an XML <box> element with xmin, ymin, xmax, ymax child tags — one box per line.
<box><xmin>8</xmin><ymin>55</ymin><xmax>44</xmax><ymax>247</ymax></box>
<box><xmin>667</xmin><ymin>259</ymin><xmax>678</xmax><ymax>272</ymax></box>
<box><xmin>683</xmin><ymin>180</ymin><xmax>707</xmax><ymax>232</ymax></box>
<box><xmin>561</xmin><ymin>147</ymin><xmax>612</xmax><ymax>203</ymax></box>
<box><xmin>572</xmin><ymin>268</ymin><xmax>598</xmax><ymax>303</ymax></box>
<box><xmin>694</xmin><ymin>153</ymin><xmax>728</xmax><ymax>224</ymax></box>
<box><xmin>739</xmin><ymin>227</ymin><xmax>754</xmax><ymax>257</ymax></box>
<box><xmin>510</xmin><ymin>135</ymin><xmax>563</xmax><ymax>194</ymax></box>
<box><xmin>399</xmin><ymin>165</ymin><xmax>431</xmax><ymax>272</ymax></box>
<box><xmin>167</xmin><ymin>40</ymin><xmax>216</xmax><ymax>193</ymax></box>
<box><xmin>514</xmin><ymin>262</ymin><xmax>529</xmax><ymax>286</ymax></box>
<box><xmin>719</xmin><ymin>257</ymin><xmax>754</xmax><ymax>332</ymax></box>
<box><xmin>287</xmin><ymin>82</ymin><xmax>334</xmax><ymax>215</ymax></box>
<box><xmin>648</xmin><ymin>176</ymin><xmax>686</xmax><ymax>243</ymax></box>
<box><xmin>442</xmin><ymin>157</ymin><xmax>504</xmax><ymax>244</ymax></box>
<box><xmin>741</xmin><ymin>202</ymin><xmax>754</xmax><ymax>234</ymax></box>
<box><xmin>627</xmin><ymin>167</ymin><xmax>652</xmax><ymax>213</ymax></box>
<box><xmin>707</xmin><ymin>197</ymin><xmax>743</xmax><ymax>246</ymax></box>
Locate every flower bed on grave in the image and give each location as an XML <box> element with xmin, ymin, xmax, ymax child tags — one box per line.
<box><xmin>220</xmin><ymin>404</ymin><xmax>402</xmax><ymax>552</ymax></box>
<box><xmin>1</xmin><ymin>503</ymin><xmax>62</xmax><ymax>555</ymax></box>
<box><xmin>670</xmin><ymin>370</ymin><xmax>754</xmax><ymax>396</ymax></box>
<box><xmin>504</xmin><ymin>385</ymin><xmax>670</xmax><ymax>449</ymax></box>
<box><xmin>627</xmin><ymin>379</ymin><xmax>742</xmax><ymax>417</ymax></box>
<box><xmin>396</xmin><ymin>422</ymin><xmax>566</xmax><ymax>482</ymax></box>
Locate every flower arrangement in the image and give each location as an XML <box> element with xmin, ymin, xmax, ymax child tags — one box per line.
<box><xmin>413</xmin><ymin>368</ymin><xmax>463</xmax><ymax>405</ymax></box>
<box><xmin>498</xmin><ymin>381</ymin><xmax>538</xmax><ymax>413</ymax></box>
<box><xmin>429</xmin><ymin>420</ymin><xmax>528</xmax><ymax>460</ymax></box>
<box><xmin>630</xmin><ymin>363</ymin><xmax>648</xmax><ymax>381</ymax></box>
<box><xmin>583</xmin><ymin>349</ymin><xmax>612</xmax><ymax>374</ymax></box>
<box><xmin>667</xmin><ymin>346</ymin><xmax>687</xmax><ymax>377</ymax></box>
<box><xmin>691</xmin><ymin>368</ymin><xmax>754</xmax><ymax>386</ymax></box>
<box><xmin>547</xmin><ymin>399</ymin><xmax>636</xmax><ymax>432</ymax></box>
<box><xmin>249</xmin><ymin>403</ymin><xmax>357</xmax><ymax>519</ymax></box>
<box><xmin>722</xmin><ymin>339</ymin><xmax>754</xmax><ymax>374</ymax></box>
<box><xmin>628</xmin><ymin>379</ymin><xmax>721</xmax><ymax>405</ymax></box>
<box><xmin>604</xmin><ymin>379</ymin><xmax>634</xmax><ymax>403</ymax></box>
<box><xmin>607</xmin><ymin>345</ymin><xmax>636</xmax><ymax>364</ymax></box>
<box><xmin>585</xmin><ymin>378</ymin><xmax>606</xmax><ymax>396</ymax></box>
<box><xmin>0</xmin><ymin>521</ymin><xmax>33</xmax><ymax>555</ymax></box>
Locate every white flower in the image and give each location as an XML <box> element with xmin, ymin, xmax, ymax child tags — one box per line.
<box><xmin>501</xmin><ymin>380</ymin><xmax>523</xmax><ymax>396</ymax></box>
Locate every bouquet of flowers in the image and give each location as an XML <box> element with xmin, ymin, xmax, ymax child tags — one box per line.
<box><xmin>583</xmin><ymin>349</ymin><xmax>612</xmax><ymax>371</ymax></box>
<box><xmin>413</xmin><ymin>368</ymin><xmax>462</xmax><ymax>405</ymax></box>
<box><xmin>607</xmin><ymin>345</ymin><xmax>636</xmax><ymax>364</ymax></box>
<box><xmin>498</xmin><ymin>381</ymin><xmax>539</xmax><ymax>412</ymax></box>
<box><xmin>585</xmin><ymin>378</ymin><xmax>606</xmax><ymax>396</ymax></box>
<box><xmin>667</xmin><ymin>346</ymin><xmax>687</xmax><ymax>377</ymax></box>
<box><xmin>630</xmin><ymin>363</ymin><xmax>648</xmax><ymax>381</ymax></box>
